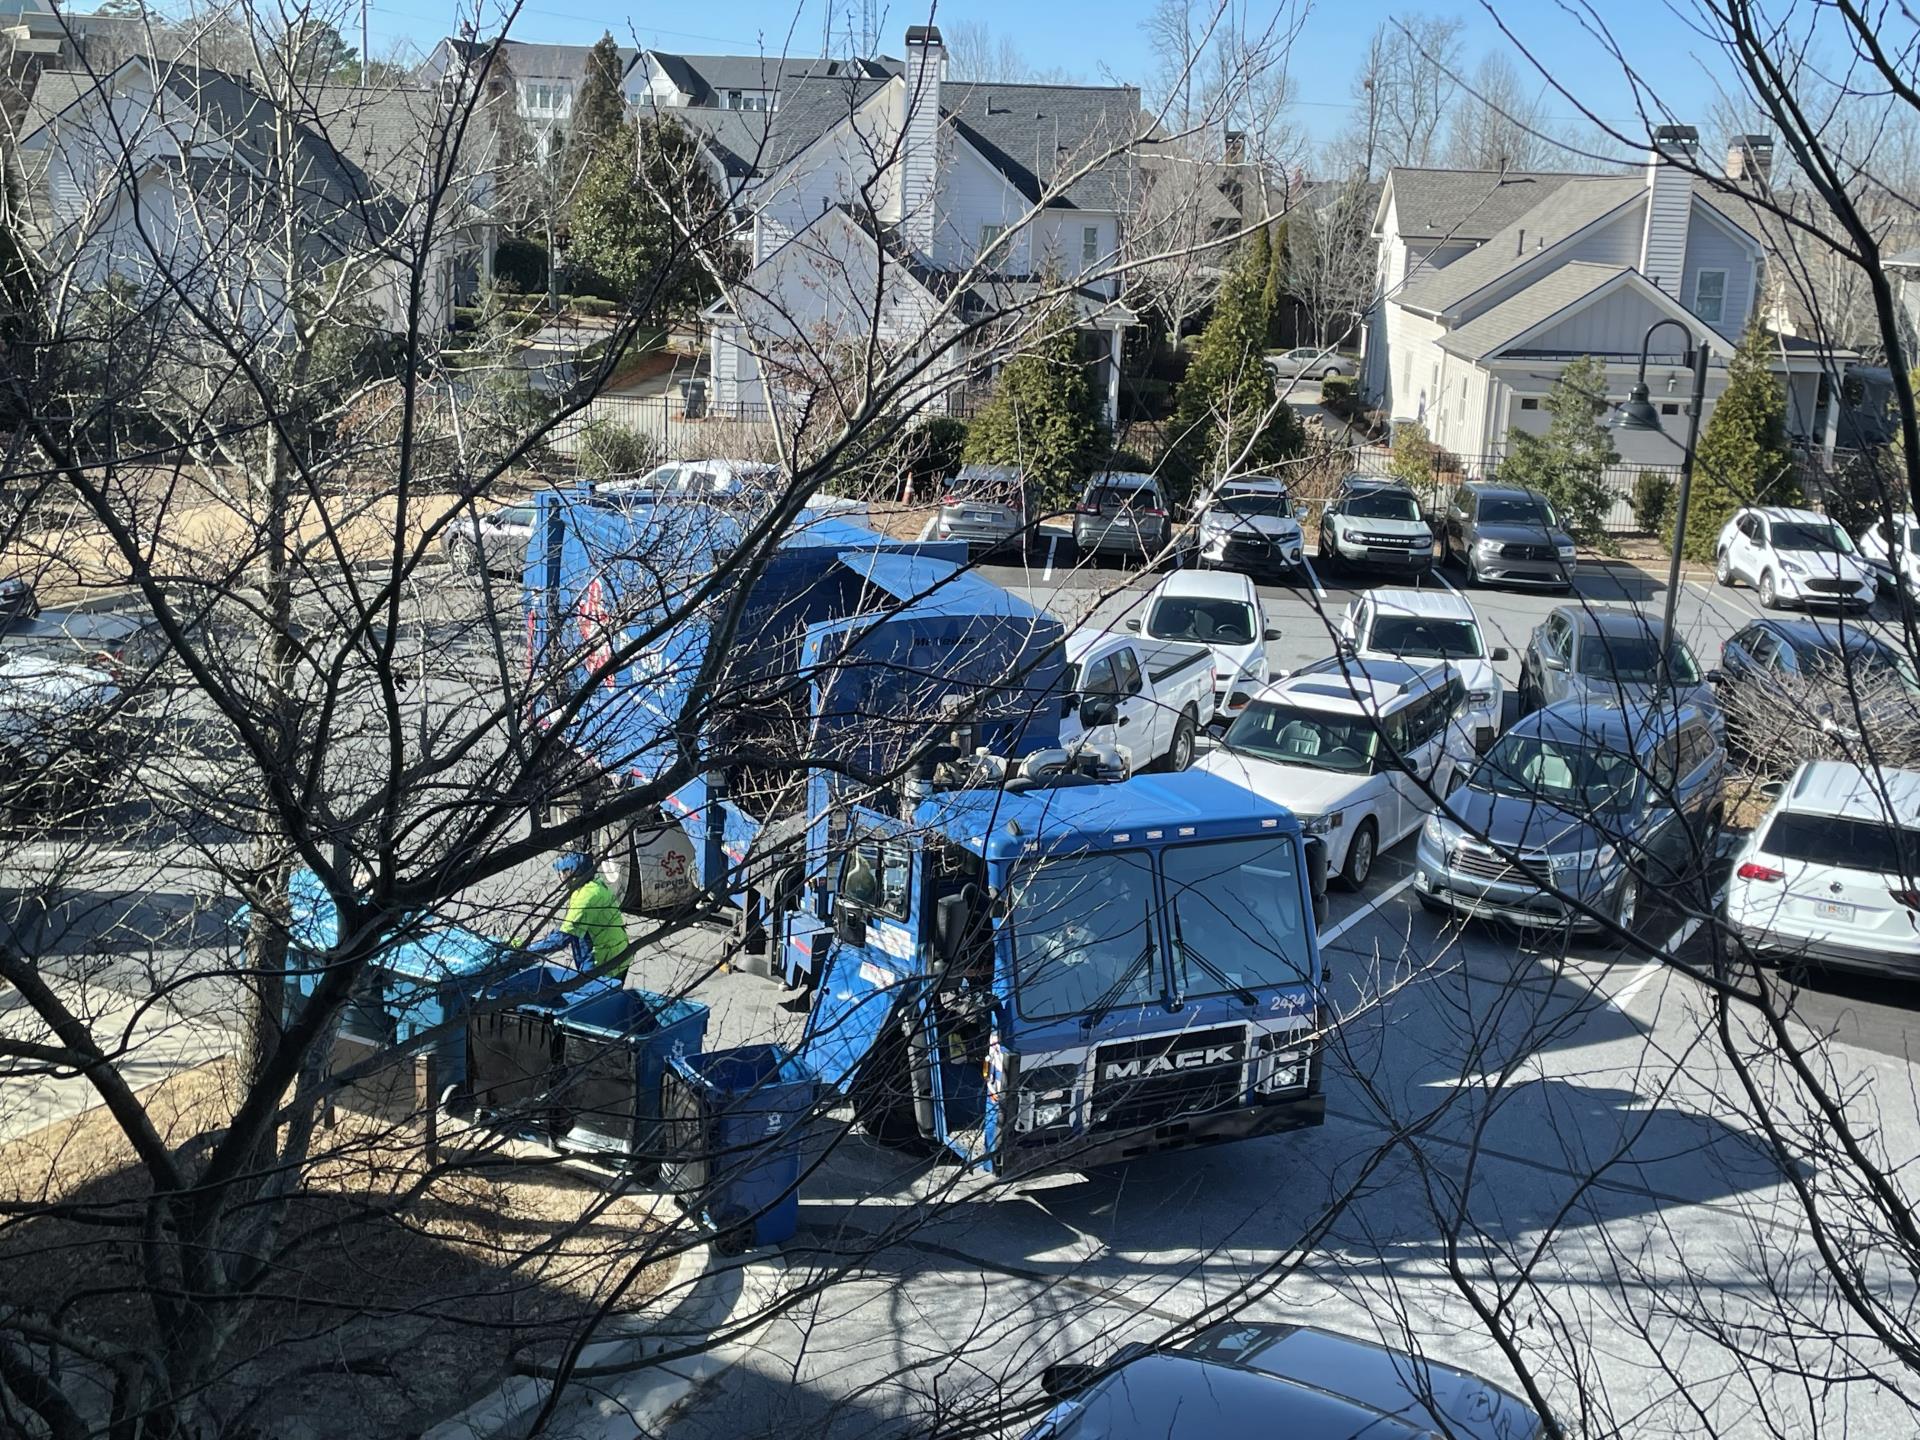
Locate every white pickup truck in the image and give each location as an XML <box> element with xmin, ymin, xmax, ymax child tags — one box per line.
<box><xmin>1058</xmin><ymin>627</ymin><xmax>1215</xmax><ymax>774</ymax></box>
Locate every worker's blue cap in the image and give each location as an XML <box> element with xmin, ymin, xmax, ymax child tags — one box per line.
<box><xmin>553</xmin><ymin>851</ymin><xmax>593</xmax><ymax>875</ymax></box>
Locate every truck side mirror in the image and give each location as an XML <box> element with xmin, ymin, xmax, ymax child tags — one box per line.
<box><xmin>1079</xmin><ymin>696</ymin><xmax>1119</xmax><ymax>729</ymax></box>
<box><xmin>934</xmin><ymin>884</ymin><xmax>981</xmax><ymax>968</ymax></box>
<box><xmin>1124</xmin><ymin>617</ymin><xmax>1142</xmax><ymax>633</ymax></box>
<box><xmin>1303</xmin><ymin>835</ymin><xmax>1329</xmax><ymax>929</ymax></box>
<box><xmin>1263</xmin><ymin>627</ymin><xmax>1282</xmax><ymax>642</ymax></box>
<box><xmin>1491</xmin><ymin>646</ymin><xmax>1510</xmax><ymax>662</ymax></box>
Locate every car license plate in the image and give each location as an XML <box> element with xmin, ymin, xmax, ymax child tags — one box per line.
<box><xmin>965</xmin><ymin>510</ymin><xmax>994</xmax><ymax>522</ymax></box>
<box><xmin>1814</xmin><ymin>899</ymin><xmax>1855</xmax><ymax>922</ymax></box>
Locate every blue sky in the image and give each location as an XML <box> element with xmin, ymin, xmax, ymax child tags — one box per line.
<box><xmin>360</xmin><ymin>0</ymin><xmax>1738</xmax><ymax>152</ymax></box>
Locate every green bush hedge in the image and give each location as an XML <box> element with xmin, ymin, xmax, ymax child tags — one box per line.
<box><xmin>494</xmin><ymin>237</ymin><xmax>549</xmax><ymax>294</ymax></box>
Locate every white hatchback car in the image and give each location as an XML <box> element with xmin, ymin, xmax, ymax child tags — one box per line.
<box><xmin>1196</xmin><ymin>656</ymin><xmax>1474</xmax><ymax>889</ymax></box>
<box><xmin>1724</xmin><ymin>759</ymin><xmax>1920</xmax><ymax>977</ymax></box>
<box><xmin>1713</xmin><ymin>506</ymin><xmax>1876</xmax><ymax>611</ymax></box>
<box><xmin>1339</xmin><ymin>587</ymin><xmax>1509</xmax><ymax>749</ymax></box>
<box><xmin>1129</xmin><ymin>569</ymin><xmax>1278</xmax><ymax>719</ymax></box>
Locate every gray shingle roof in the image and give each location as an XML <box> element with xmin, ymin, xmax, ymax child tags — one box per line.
<box><xmin>1437</xmin><ymin>261</ymin><xmax>1630</xmax><ymax>359</ymax></box>
<box><xmin>649</xmin><ymin>51</ymin><xmax>897</xmax><ymax>105</ymax></box>
<box><xmin>1399</xmin><ymin>176</ymin><xmax>1641</xmax><ymax>314</ymax></box>
<box><xmin>1385</xmin><ymin>167</ymin><xmax>1582</xmax><ymax>243</ymax></box>
<box><xmin>671</xmin><ymin>72</ymin><xmax>890</xmax><ymax>179</ymax></box>
<box><xmin>942</xmin><ymin>80</ymin><xmax>1140</xmax><ymax>212</ymax></box>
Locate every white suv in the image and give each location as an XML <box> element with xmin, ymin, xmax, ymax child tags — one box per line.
<box><xmin>1724</xmin><ymin>759</ymin><xmax>1920</xmax><ymax>977</ymax></box>
<box><xmin>1195</xmin><ymin>656</ymin><xmax>1475</xmax><ymax>889</ymax></box>
<box><xmin>1713</xmin><ymin>506</ymin><xmax>1876</xmax><ymax>611</ymax></box>
<box><xmin>1339</xmin><ymin>587</ymin><xmax>1509</xmax><ymax>749</ymax></box>
<box><xmin>1855</xmin><ymin>510</ymin><xmax>1920</xmax><ymax>595</ymax></box>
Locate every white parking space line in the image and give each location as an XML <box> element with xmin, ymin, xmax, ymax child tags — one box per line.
<box><xmin>1320</xmin><ymin>873</ymin><xmax>1417</xmax><ymax>945</ymax></box>
<box><xmin>1690</xmin><ymin>578</ymin><xmax>1760</xmax><ymax>623</ymax></box>
<box><xmin>1042</xmin><ymin>533</ymin><xmax>1060</xmax><ymax>582</ymax></box>
<box><xmin>1607</xmin><ymin>960</ymin><xmax>1663</xmax><ymax>1012</ymax></box>
<box><xmin>1300</xmin><ymin>556</ymin><xmax>1328</xmax><ymax>601</ymax></box>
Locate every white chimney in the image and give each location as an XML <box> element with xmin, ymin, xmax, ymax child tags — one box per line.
<box><xmin>900</xmin><ymin>25</ymin><xmax>944</xmax><ymax>257</ymax></box>
<box><xmin>1725</xmin><ymin>133</ymin><xmax>1775</xmax><ymax>190</ymax></box>
<box><xmin>1640</xmin><ymin>124</ymin><xmax>1698</xmax><ymax>296</ymax></box>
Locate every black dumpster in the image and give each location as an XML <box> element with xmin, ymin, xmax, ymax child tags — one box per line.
<box><xmin>662</xmin><ymin>1044</ymin><xmax>814</xmax><ymax>1253</ymax></box>
<box><xmin>551</xmin><ymin>988</ymin><xmax>709</xmax><ymax>1173</ymax></box>
<box><xmin>464</xmin><ymin>964</ymin><xmax>616</xmax><ymax>1126</ymax></box>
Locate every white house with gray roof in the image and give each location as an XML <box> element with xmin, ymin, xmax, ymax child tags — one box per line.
<box><xmin>1362</xmin><ymin>127</ymin><xmax>1847</xmax><ymax>468</ymax></box>
<box><xmin>672</xmin><ymin>26</ymin><xmax>1139</xmax><ymax>422</ymax></box>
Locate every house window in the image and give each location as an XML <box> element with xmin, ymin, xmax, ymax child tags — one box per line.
<box><xmin>980</xmin><ymin>223</ymin><xmax>1006</xmax><ymax>258</ymax></box>
<box><xmin>1694</xmin><ymin>268</ymin><xmax>1728</xmax><ymax>324</ymax></box>
<box><xmin>1082</xmin><ymin>225</ymin><xmax>1099</xmax><ymax>266</ymax></box>
<box><xmin>524</xmin><ymin>80</ymin><xmax>571</xmax><ymax>116</ymax></box>
<box><xmin>1519</xmin><ymin>397</ymin><xmax>1540</xmax><ymax>411</ymax></box>
<box><xmin>726</xmin><ymin>90</ymin><xmax>769</xmax><ymax>112</ymax></box>
<box><xmin>1662</xmin><ymin>402</ymin><xmax>1681</xmax><ymax>415</ymax></box>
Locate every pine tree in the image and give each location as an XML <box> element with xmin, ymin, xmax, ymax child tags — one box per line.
<box><xmin>962</xmin><ymin>306</ymin><xmax>1109</xmax><ymax>511</ymax></box>
<box><xmin>1686</xmin><ymin>323</ymin><xmax>1798</xmax><ymax>560</ymax></box>
<box><xmin>566</xmin><ymin>34</ymin><xmax>627</xmax><ymax>181</ymax></box>
<box><xmin>1498</xmin><ymin>353</ymin><xmax>1620</xmax><ymax>548</ymax></box>
<box><xmin>1263</xmin><ymin>219</ymin><xmax>1287</xmax><ymax>347</ymax></box>
<box><xmin>566</xmin><ymin>118</ymin><xmax>732</xmax><ymax>314</ymax></box>
<box><xmin>1162</xmin><ymin>234</ymin><xmax>1301</xmax><ymax>508</ymax></box>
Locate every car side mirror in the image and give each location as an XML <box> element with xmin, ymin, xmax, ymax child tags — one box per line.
<box><xmin>1079</xmin><ymin>696</ymin><xmax>1119</xmax><ymax>729</ymax></box>
<box><xmin>1040</xmin><ymin>1363</ymin><xmax>1102</xmax><ymax>1401</ymax></box>
<box><xmin>1491</xmin><ymin>646</ymin><xmax>1510</xmax><ymax>662</ymax></box>
<box><xmin>1263</xmin><ymin>627</ymin><xmax>1282</xmax><ymax>642</ymax></box>
<box><xmin>1541</xmin><ymin>653</ymin><xmax>1567</xmax><ymax>671</ymax></box>
<box><xmin>1294</xmin><ymin>503</ymin><xmax>1310</xmax><ymax>522</ymax></box>
<box><xmin>1124</xmin><ymin>617</ymin><xmax>1142</xmax><ymax>632</ymax></box>
<box><xmin>1060</xmin><ymin>692</ymin><xmax>1080</xmax><ymax>717</ymax></box>
<box><xmin>1706</xmin><ymin>667</ymin><xmax>1726</xmax><ymax>685</ymax></box>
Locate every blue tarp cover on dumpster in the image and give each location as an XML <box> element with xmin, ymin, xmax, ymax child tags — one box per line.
<box><xmin>262</xmin><ymin>870</ymin><xmax>511</xmax><ymax>978</ymax></box>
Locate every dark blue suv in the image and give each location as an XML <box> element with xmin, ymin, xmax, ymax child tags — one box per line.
<box><xmin>1414</xmin><ymin>699</ymin><xmax>1725</xmax><ymax>935</ymax></box>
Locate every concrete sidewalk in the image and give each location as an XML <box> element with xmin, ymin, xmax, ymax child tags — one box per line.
<box><xmin>0</xmin><ymin>974</ymin><xmax>236</xmax><ymax>1144</ymax></box>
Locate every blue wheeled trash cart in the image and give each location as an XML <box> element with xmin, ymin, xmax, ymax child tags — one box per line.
<box><xmin>662</xmin><ymin>1044</ymin><xmax>814</xmax><ymax>1254</ymax></box>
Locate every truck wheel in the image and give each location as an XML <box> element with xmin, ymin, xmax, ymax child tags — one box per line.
<box><xmin>1339</xmin><ymin>819</ymin><xmax>1377</xmax><ymax>890</ymax></box>
<box><xmin>850</xmin><ymin>1021</ymin><xmax>935</xmax><ymax>1153</ymax></box>
<box><xmin>1159</xmin><ymin>708</ymin><xmax>1198</xmax><ymax>772</ymax></box>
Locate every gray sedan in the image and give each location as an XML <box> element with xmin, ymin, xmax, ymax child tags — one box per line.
<box><xmin>1266</xmin><ymin>346</ymin><xmax>1357</xmax><ymax>380</ymax></box>
<box><xmin>444</xmin><ymin>501</ymin><xmax>537</xmax><ymax>577</ymax></box>
<box><xmin>1519</xmin><ymin>605</ymin><xmax>1722</xmax><ymax>728</ymax></box>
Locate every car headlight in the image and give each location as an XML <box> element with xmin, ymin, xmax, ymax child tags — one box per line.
<box><xmin>1422</xmin><ymin>811</ymin><xmax>1454</xmax><ymax>847</ymax></box>
<box><xmin>1548</xmin><ymin>845</ymin><xmax>1616</xmax><ymax>880</ymax></box>
<box><xmin>1556</xmin><ymin>545</ymin><xmax>1576</xmax><ymax>560</ymax></box>
<box><xmin>1780</xmin><ymin>556</ymin><xmax>1806</xmax><ymax>575</ymax></box>
<box><xmin>1475</xmin><ymin>537</ymin><xmax>1502</xmax><ymax>554</ymax></box>
<box><xmin>1468</xmin><ymin>689</ymin><xmax>1493</xmax><ymax>707</ymax></box>
<box><xmin>1015</xmin><ymin>1063</ymin><xmax>1080</xmax><ymax>1132</ymax></box>
<box><xmin>1301</xmin><ymin>810</ymin><xmax>1345</xmax><ymax>835</ymax></box>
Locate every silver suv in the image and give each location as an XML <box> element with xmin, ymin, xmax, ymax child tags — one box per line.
<box><xmin>936</xmin><ymin>465</ymin><xmax>1029</xmax><ymax>557</ymax></box>
<box><xmin>1316</xmin><ymin>477</ymin><xmax>1435</xmax><ymax>575</ymax></box>
<box><xmin>1073</xmin><ymin>472</ymin><xmax>1170</xmax><ymax>564</ymax></box>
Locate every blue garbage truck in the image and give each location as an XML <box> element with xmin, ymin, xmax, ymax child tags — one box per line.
<box><xmin>523</xmin><ymin>491</ymin><xmax>1327</xmax><ymax>1173</ymax></box>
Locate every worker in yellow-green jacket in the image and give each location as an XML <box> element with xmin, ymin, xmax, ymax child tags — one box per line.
<box><xmin>527</xmin><ymin>852</ymin><xmax>630</xmax><ymax>979</ymax></box>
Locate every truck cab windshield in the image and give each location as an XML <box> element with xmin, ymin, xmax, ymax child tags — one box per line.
<box><xmin>1009</xmin><ymin>852</ymin><xmax>1160</xmax><ymax>1020</ymax></box>
<box><xmin>1164</xmin><ymin>837</ymin><xmax>1312</xmax><ymax>996</ymax></box>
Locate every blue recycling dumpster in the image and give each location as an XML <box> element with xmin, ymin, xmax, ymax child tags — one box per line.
<box><xmin>265</xmin><ymin>871</ymin><xmax>521</xmax><ymax>1081</ymax></box>
<box><xmin>551</xmin><ymin>989</ymin><xmax>710</xmax><ymax>1170</ymax></box>
<box><xmin>464</xmin><ymin>963</ymin><xmax>620</xmax><ymax>1124</ymax></box>
<box><xmin>663</xmin><ymin>1045</ymin><xmax>814</xmax><ymax>1252</ymax></box>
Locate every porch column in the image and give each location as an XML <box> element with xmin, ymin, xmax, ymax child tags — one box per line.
<box><xmin>1105</xmin><ymin>325</ymin><xmax>1122</xmax><ymax>426</ymax></box>
<box><xmin>1821</xmin><ymin>369</ymin><xmax>1842</xmax><ymax>463</ymax></box>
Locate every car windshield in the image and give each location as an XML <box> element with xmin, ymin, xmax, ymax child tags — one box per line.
<box><xmin>1147</xmin><ymin>596</ymin><xmax>1257</xmax><ymax>646</ymax></box>
<box><xmin>1008</xmin><ymin>852</ymin><xmax>1161</xmax><ymax>1020</ymax></box>
<box><xmin>1760</xmin><ymin>811</ymin><xmax>1920</xmax><ymax>873</ymax></box>
<box><xmin>1162</xmin><ymin>837</ymin><xmax>1312</xmax><ymax>996</ymax></box>
<box><xmin>1576</xmin><ymin>630</ymin><xmax>1702</xmax><ymax>685</ymax></box>
<box><xmin>1475</xmin><ymin>733</ymin><xmax>1642</xmax><ymax>813</ymax></box>
<box><xmin>1479</xmin><ymin>496</ymin><xmax>1558</xmax><ymax>527</ymax></box>
<box><xmin>953</xmin><ymin>473</ymin><xmax>1022</xmax><ymax>505</ymax></box>
<box><xmin>1214</xmin><ymin>494</ymin><xmax>1293</xmax><ymax>517</ymax></box>
<box><xmin>1771</xmin><ymin>521</ymin><xmax>1853</xmax><ymax>553</ymax></box>
<box><xmin>1223</xmin><ymin>702</ymin><xmax>1379</xmax><ymax>773</ymax></box>
<box><xmin>1346</xmin><ymin>491</ymin><xmax>1421</xmax><ymax>521</ymax></box>
<box><xmin>1369</xmin><ymin>615</ymin><xmax>1482</xmax><ymax>659</ymax></box>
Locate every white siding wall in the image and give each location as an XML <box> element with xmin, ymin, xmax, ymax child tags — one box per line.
<box><xmin>755</xmin><ymin>102</ymin><xmax>901</xmax><ymax>241</ymax></box>
<box><xmin>930</xmin><ymin>138</ymin><xmax>1026</xmax><ymax>271</ymax></box>
<box><xmin>1640</xmin><ymin>165</ymin><xmax>1691</xmax><ymax>296</ymax></box>
<box><xmin>1682</xmin><ymin>203</ymin><xmax>1757</xmax><ymax>339</ymax></box>
<box><xmin>1523</xmin><ymin>284</ymin><xmax>1687</xmax><ymax>356</ymax></box>
<box><xmin>1492</xmin><ymin>358</ymin><xmax>1729</xmax><ymax>466</ymax></box>
<box><xmin>1382</xmin><ymin>305</ymin><xmax>1447</xmax><ymax>425</ymax></box>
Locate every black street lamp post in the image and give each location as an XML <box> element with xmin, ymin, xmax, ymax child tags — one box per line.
<box><xmin>1614</xmin><ymin>319</ymin><xmax>1712</xmax><ymax>691</ymax></box>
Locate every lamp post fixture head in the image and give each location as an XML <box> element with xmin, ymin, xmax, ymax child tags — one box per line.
<box><xmin>1614</xmin><ymin>380</ymin><xmax>1666</xmax><ymax>433</ymax></box>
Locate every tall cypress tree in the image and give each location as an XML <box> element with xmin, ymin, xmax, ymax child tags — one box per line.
<box><xmin>1686</xmin><ymin>323</ymin><xmax>1798</xmax><ymax>560</ymax></box>
<box><xmin>1162</xmin><ymin>234</ymin><xmax>1301</xmax><ymax>508</ymax></box>
<box><xmin>566</xmin><ymin>34</ymin><xmax>627</xmax><ymax>183</ymax></box>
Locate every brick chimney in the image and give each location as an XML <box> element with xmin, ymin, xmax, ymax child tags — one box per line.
<box><xmin>1640</xmin><ymin>124</ymin><xmax>1698</xmax><ymax>297</ymax></box>
<box><xmin>900</xmin><ymin>25</ymin><xmax>944</xmax><ymax>256</ymax></box>
<box><xmin>1725</xmin><ymin>133</ymin><xmax>1774</xmax><ymax>190</ymax></box>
